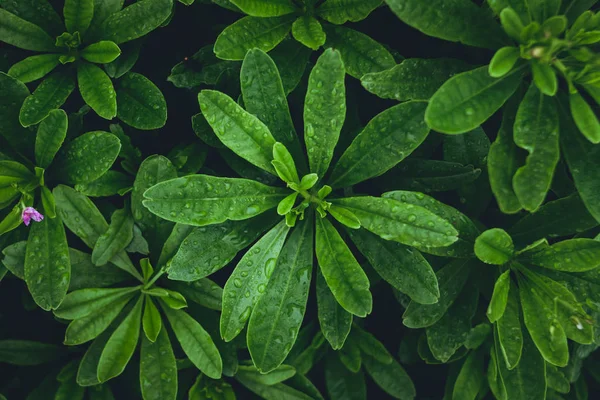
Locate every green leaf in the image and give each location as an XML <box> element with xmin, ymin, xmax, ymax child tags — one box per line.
<box><xmin>425</xmin><ymin>66</ymin><xmax>523</xmax><ymax>134</ymax></box>
<box><xmin>99</xmin><ymin>0</ymin><xmax>173</xmax><ymax>44</ymax></box>
<box><xmin>92</xmin><ymin>208</ymin><xmax>134</xmax><ymax>266</ymax></box>
<box><xmin>332</xmin><ymin>196</ymin><xmax>458</xmax><ymax>248</ymax></box>
<box><xmin>24</xmin><ymin>213</ymin><xmax>70</xmax><ymax>311</ymax></box>
<box><xmin>0</xmin><ymin>0</ymin><xmax>64</xmax><ymax>37</ymax></box>
<box><xmin>322</xmin><ymin>24</ymin><xmax>395</xmax><ymax>78</ymax></box>
<box><xmin>214</xmin><ymin>15</ymin><xmax>295</xmax><ymax>60</ymax></box>
<box><xmin>53</xmin><ymin>185</ymin><xmax>139</xmax><ymax>279</ymax></box>
<box><xmin>270</xmin><ymin>38</ymin><xmax>311</xmax><ymax>94</ymax></box>
<box><xmin>316</xmin><ymin>217</ymin><xmax>372</xmax><ymax>317</ymax></box>
<box><xmin>339</xmin><ymin>338</ymin><xmax>361</xmax><ymax>372</ymax></box>
<box><xmin>199</xmin><ymin>90</ymin><xmax>277</xmax><ymax>173</ymax></box>
<box><xmin>8</xmin><ymin>54</ymin><xmax>61</xmax><ymax>83</ymax></box>
<box><xmin>1</xmin><ymin>241</ymin><xmax>26</xmax><ymax>279</ymax></box>
<box><xmin>303</xmin><ymin>49</ymin><xmax>345</xmax><ymax>179</ymax></box>
<box><xmin>144</xmin><ymin>175</ymin><xmax>287</xmax><ymax>226</ymax></box>
<box><xmin>53</xmin><ymin>131</ymin><xmax>121</xmax><ymax>184</ymax></box>
<box><xmin>230</xmin><ymin>0</ymin><xmax>297</xmax><ymax>16</ymax></box>
<box><xmin>518</xmin><ymin>274</ymin><xmax>569</xmax><ymax>367</ymax></box>
<box><xmin>247</xmin><ymin>216</ymin><xmax>313</xmax><ymax>373</ymax></box>
<box><xmin>316</xmin><ymin>269</ymin><xmax>352</xmax><ymax>350</ymax></box>
<box><xmin>20</xmin><ymin>70</ymin><xmax>76</xmax><ymax>127</ymax></box>
<box><xmin>77</xmin><ymin>63</ymin><xmax>117</xmax><ymax>120</ymax></box>
<box><xmin>489</xmin><ymin>47</ymin><xmax>520</xmax><ymax>78</ymax></box>
<box><xmin>570</xmin><ymin>91</ymin><xmax>600</xmax><ymax>144</ymax></box>
<box><xmin>35</xmin><ymin>109</ymin><xmax>68</xmax><ymax>169</ymax></box>
<box><xmin>167</xmin><ymin>279</ymin><xmax>223</xmax><ymax>311</ymax></box>
<box><xmin>55</xmin><ymin>286</ymin><xmax>139</xmax><ymax>319</ymax></box>
<box><xmin>496</xmin><ymin>284</ymin><xmax>523</xmax><ymax>369</ymax></box>
<box><xmin>64</xmin><ymin>295</ymin><xmax>131</xmax><ymax>345</ymax></box>
<box><xmin>362</xmin><ymin>355</ymin><xmax>416</xmax><ymax>400</ymax></box>
<box><xmin>131</xmin><ymin>155</ymin><xmax>177</xmax><ymax>253</ymax></box>
<box><xmin>236</xmin><ymin>364</ymin><xmax>296</xmax><ymax>386</ymax></box>
<box><xmin>240</xmin><ymin>49</ymin><xmax>304</xmax><ymax>168</ymax></box>
<box><xmin>0</xmin><ymin>8</ymin><xmax>56</xmax><ymax>51</ymax></box>
<box><xmin>486</xmin><ymin>0</ymin><xmax>531</xmax><ymax>24</ymax></box>
<box><xmin>487</xmin><ymin>270</ymin><xmax>511</xmax><ymax>323</ymax></box>
<box><xmin>292</xmin><ymin>16</ymin><xmax>326</xmax><ymax>50</ymax></box>
<box><xmin>500</xmin><ymin>7</ymin><xmax>526</xmax><ymax>41</ymax></box>
<box><xmin>116</xmin><ymin>72</ymin><xmax>167</xmax><ymax>130</ymax></box>
<box><xmin>317</xmin><ymin>0</ymin><xmax>381</xmax><ymax>24</ymax></box>
<box><xmin>385</xmin><ymin>0</ymin><xmax>510</xmax><ymax>49</ymax></box>
<box><xmin>162</xmin><ymin>306</ymin><xmax>223</xmax><ymax>379</ymax></box>
<box><xmin>426</xmin><ymin>288</ymin><xmax>478</xmax><ymax>362</ymax></box>
<box><xmin>221</xmin><ymin>220</ymin><xmax>290</xmax><ymax>342</ymax></box>
<box><xmin>0</xmin><ymin>72</ymin><xmax>33</xmax><ymax>154</ymax></box>
<box><xmin>158</xmin><ymin>289</ymin><xmax>187</xmax><ymax>309</ymax></box>
<box><xmin>563</xmin><ymin>0</ymin><xmax>598</xmax><ymax>25</ymax></box>
<box><xmin>513</xmin><ymin>83</ymin><xmax>560</xmax><ymax>211</ymax></box>
<box><xmin>351</xmin><ymin>326</ymin><xmax>393</xmax><ymax>365</ymax></box>
<box><xmin>98</xmin><ymin>295</ymin><xmax>143</xmax><ymax>382</ymax></box>
<box><xmin>0</xmin><ymin>340</ymin><xmax>61</xmax><ymax>366</ymax></box>
<box><xmin>464</xmin><ymin>323</ymin><xmax>491</xmax><ymax>350</ymax></box>
<box><xmin>532</xmin><ymin>61</ymin><xmax>558</xmax><ymax>96</ymax></box>
<box><xmin>382</xmin><ymin>190</ymin><xmax>480</xmax><ymax>258</ymax></box>
<box><xmin>87</xmin><ymin>0</ymin><xmax>125</xmax><ymax>38</ymax></box>
<box><xmin>526</xmin><ymin>239</ymin><xmax>600</xmax><ymax>272</ymax></box>
<box><xmin>348</xmin><ymin>228</ymin><xmax>439</xmax><ymax>304</ymax></box>
<box><xmin>325</xmin><ymin>355</ymin><xmax>367</xmax><ymax>400</ymax></box>
<box><xmin>402</xmin><ymin>259</ymin><xmax>472</xmax><ymax>328</ymax></box>
<box><xmin>361</xmin><ymin>58</ymin><xmax>471</xmax><ymax>101</ymax></box>
<box><xmin>474</xmin><ymin>228</ymin><xmax>514</xmax><ymax>265</ymax></box>
<box><xmin>142</xmin><ymin>296</ymin><xmax>162</xmax><ymax>342</ymax></box>
<box><xmin>452</xmin><ymin>351</ymin><xmax>484</xmax><ymax>400</ymax></box>
<box><xmin>236</xmin><ymin>374</ymin><xmax>314</xmax><ymax>400</ymax></box>
<box><xmin>528</xmin><ymin>0</ymin><xmax>561</xmax><ymax>22</ymax></box>
<box><xmin>272</xmin><ymin>143</ymin><xmax>299</xmax><ymax>184</ymax></box>
<box><xmin>384</xmin><ymin>159</ymin><xmax>481</xmax><ymax>193</ymax></box>
<box><xmin>488</xmin><ymin>94</ymin><xmax>523</xmax><ymax>214</ymax></box>
<box><xmin>64</xmin><ymin>0</ymin><xmax>94</xmax><ymax>35</ymax></box>
<box><xmin>81</xmin><ymin>41</ymin><xmax>122</xmax><ymax>64</ymax></box>
<box><xmin>75</xmin><ymin>171</ymin><xmax>132</xmax><ymax>197</ymax></box>
<box><xmin>140</xmin><ymin>327</ymin><xmax>178</xmax><ymax>400</ymax></box>
<box><xmin>329</xmin><ymin>101</ymin><xmax>429</xmax><ymax>188</ymax></box>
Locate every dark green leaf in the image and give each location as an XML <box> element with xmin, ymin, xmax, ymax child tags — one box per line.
<box><xmin>230</xmin><ymin>0</ymin><xmax>297</xmax><ymax>17</ymax></box>
<box><xmin>316</xmin><ymin>269</ymin><xmax>352</xmax><ymax>350</ymax></box>
<box><xmin>474</xmin><ymin>228</ymin><xmax>514</xmax><ymax>265</ymax></box>
<box><xmin>116</xmin><ymin>72</ymin><xmax>167</xmax><ymax>130</ymax></box>
<box><xmin>487</xmin><ymin>270</ymin><xmax>511</xmax><ymax>323</ymax></box>
<box><xmin>99</xmin><ymin>0</ymin><xmax>172</xmax><ymax>44</ymax></box>
<box><xmin>140</xmin><ymin>327</ymin><xmax>178</xmax><ymax>400</ymax></box>
<box><xmin>35</xmin><ymin>109</ymin><xmax>67</xmax><ymax>169</ymax></box>
<box><xmin>317</xmin><ymin>0</ymin><xmax>381</xmax><ymax>24</ymax></box>
<box><xmin>292</xmin><ymin>16</ymin><xmax>325</xmax><ymax>50</ymax></box>
<box><xmin>0</xmin><ymin>340</ymin><xmax>61</xmax><ymax>366</ymax></box>
<box><xmin>92</xmin><ymin>208</ymin><xmax>134</xmax><ymax>266</ymax></box>
<box><xmin>54</xmin><ymin>286</ymin><xmax>139</xmax><ymax>320</ymax></box>
<box><xmin>362</xmin><ymin>355</ymin><xmax>416</xmax><ymax>400</ymax></box>
<box><xmin>496</xmin><ymin>284</ymin><xmax>523</xmax><ymax>369</ymax></box>
<box><xmin>8</xmin><ymin>54</ymin><xmax>61</xmax><ymax>83</ymax></box>
<box><xmin>325</xmin><ymin>355</ymin><xmax>367</xmax><ymax>400</ymax></box>
<box><xmin>20</xmin><ymin>70</ymin><xmax>76</xmax><ymax>127</ymax></box>
<box><xmin>0</xmin><ymin>8</ymin><xmax>56</xmax><ymax>51</ymax></box>
<box><xmin>64</xmin><ymin>0</ymin><xmax>94</xmax><ymax>35</ymax></box>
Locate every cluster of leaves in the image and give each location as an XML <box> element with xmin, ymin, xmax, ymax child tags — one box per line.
<box><xmin>2</xmin><ymin>0</ymin><xmax>600</xmax><ymax>399</ymax></box>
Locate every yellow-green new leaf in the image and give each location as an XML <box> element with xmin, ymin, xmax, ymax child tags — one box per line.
<box><xmin>142</xmin><ymin>296</ymin><xmax>162</xmax><ymax>343</ymax></box>
<box><xmin>487</xmin><ymin>270</ymin><xmax>510</xmax><ymax>323</ymax></box>
<box><xmin>489</xmin><ymin>47</ymin><xmax>520</xmax><ymax>78</ymax></box>
<box><xmin>78</xmin><ymin>63</ymin><xmax>117</xmax><ymax>120</ymax></box>
<box><xmin>81</xmin><ymin>41</ymin><xmax>122</xmax><ymax>64</ymax></box>
<box><xmin>497</xmin><ymin>287</ymin><xmax>523</xmax><ymax>369</ymax></box>
<box><xmin>474</xmin><ymin>228</ymin><xmax>514</xmax><ymax>265</ymax></box>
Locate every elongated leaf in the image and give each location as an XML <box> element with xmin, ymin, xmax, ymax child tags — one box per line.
<box><xmin>361</xmin><ymin>58</ymin><xmax>471</xmax><ymax>101</ymax></box>
<box><xmin>92</xmin><ymin>208</ymin><xmax>134</xmax><ymax>266</ymax></box>
<box><xmin>526</xmin><ymin>239</ymin><xmax>600</xmax><ymax>272</ymax></box>
<box><xmin>316</xmin><ymin>269</ymin><xmax>352</xmax><ymax>350</ymax></box>
<box><xmin>332</xmin><ymin>197</ymin><xmax>458</xmax><ymax>248</ymax></box>
<box><xmin>8</xmin><ymin>54</ymin><xmax>61</xmax><ymax>84</ymax></box>
<box><xmin>292</xmin><ymin>16</ymin><xmax>325</xmax><ymax>50</ymax></box>
<box><xmin>64</xmin><ymin>0</ymin><xmax>94</xmax><ymax>35</ymax></box>
<box><xmin>385</xmin><ymin>159</ymin><xmax>481</xmax><ymax>193</ymax></box>
<box><xmin>239</xmin><ymin>49</ymin><xmax>304</xmax><ymax>169</ymax></box>
<box><xmin>452</xmin><ymin>351</ymin><xmax>484</xmax><ymax>400</ymax></box>
<box><xmin>162</xmin><ymin>306</ymin><xmax>222</xmax><ymax>379</ymax></box>
<box><xmin>140</xmin><ymin>327</ymin><xmax>178</xmax><ymax>400</ymax></box>
<box><xmin>518</xmin><ymin>275</ymin><xmax>569</xmax><ymax>367</ymax></box>
<box><xmin>53</xmin><ymin>185</ymin><xmax>138</xmax><ymax>279</ymax></box>
<box><xmin>486</xmin><ymin>0</ymin><xmax>531</xmax><ymax>23</ymax></box>
<box><xmin>382</xmin><ymin>190</ymin><xmax>479</xmax><ymax>258</ymax></box>
<box><xmin>214</xmin><ymin>15</ymin><xmax>295</xmax><ymax>60</ymax></box>
<box><xmin>116</xmin><ymin>72</ymin><xmax>167</xmax><ymax>130</ymax></box>
<box><xmin>362</xmin><ymin>355</ymin><xmax>416</xmax><ymax>400</ymax></box>
<box><xmin>168</xmin><ymin>279</ymin><xmax>222</xmax><ymax>311</ymax></box>
<box><xmin>99</xmin><ymin>0</ymin><xmax>172</xmax><ymax>44</ymax></box>
<box><xmin>270</xmin><ymin>38</ymin><xmax>311</xmax><ymax>94</ymax></box>
<box><xmin>385</xmin><ymin>0</ymin><xmax>509</xmax><ymax>49</ymax></box>
<box><xmin>316</xmin><ymin>217</ymin><xmax>371</xmax><ymax>316</ymax></box>
<box><xmin>199</xmin><ymin>90</ymin><xmax>277</xmax><ymax>173</ymax></box>
<box><xmin>64</xmin><ymin>295</ymin><xmax>132</xmax><ymax>345</ymax></box>
<box><xmin>236</xmin><ymin>374</ymin><xmax>314</xmax><ymax>400</ymax></box>
<box><xmin>303</xmin><ymin>49</ymin><xmax>345</xmax><ymax>179</ymax></box>
<box><xmin>528</xmin><ymin>0</ymin><xmax>561</xmax><ymax>22</ymax></box>
<box><xmin>221</xmin><ymin>220</ymin><xmax>290</xmax><ymax>342</ymax></box>
<box><xmin>561</xmin><ymin>103</ymin><xmax>600</xmax><ymax>223</ymax></box>
<box><xmin>0</xmin><ymin>340</ymin><xmax>61</xmax><ymax>366</ymax></box>
<box><xmin>230</xmin><ymin>0</ymin><xmax>297</xmax><ymax>16</ymax></box>
<box><xmin>76</xmin><ymin>170</ymin><xmax>132</xmax><ymax>197</ymax></box>
<box><xmin>348</xmin><ymin>228</ymin><xmax>439</xmax><ymax>304</ymax></box>
<box><xmin>317</xmin><ymin>0</ymin><xmax>381</xmax><ymax>24</ymax></box>
<box><xmin>325</xmin><ymin>355</ymin><xmax>367</xmax><ymax>400</ymax></box>
<box><xmin>497</xmin><ymin>285</ymin><xmax>523</xmax><ymax>369</ymax></box>
<box><xmin>248</xmin><ymin>216</ymin><xmax>313</xmax><ymax>373</ymax></box>
<box><xmin>0</xmin><ymin>72</ymin><xmax>32</xmax><ymax>154</ymax></box>
<box><xmin>24</xmin><ymin>213</ymin><xmax>70</xmax><ymax>311</ymax></box>
<box><xmin>20</xmin><ymin>70</ymin><xmax>76</xmax><ymax>127</ymax></box>
<box><xmin>329</xmin><ymin>102</ymin><xmax>429</xmax><ymax>188</ymax></box>
<box><xmin>142</xmin><ymin>296</ymin><xmax>162</xmax><ymax>342</ymax></box>
<box><xmin>339</xmin><ymin>338</ymin><xmax>361</xmax><ymax>372</ymax></box>
<box><xmin>55</xmin><ymin>287</ymin><xmax>139</xmax><ymax>319</ymax></box>
<box><xmin>143</xmin><ymin>175</ymin><xmax>287</xmax><ymax>226</ymax></box>
<box><xmin>0</xmin><ymin>0</ymin><xmax>64</xmax><ymax>37</ymax></box>
<box><xmin>351</xmin><ymin>326</ymin><xmax>393</xmax><ymax>365</ymax></box>
<box><xmin>513</xmin><ymin>83</ymin><xmax>560</xmax><ymax>211</ymax></box>
<box><xmin>426</xmin><ymin>288</ymin><xmax>478</xmax><ymax>362</ymax></box>
<box><xmin>81</xmin><ymin>41</ymin><xmax>122</xmax><ymax>64</ymax></box>
<box><xmin>236</xmin><ymin>364</ymin><xmax>296</xmax><ymax>386</ymax></box>
<box><xmin>0</xmin><ymin>8</ymin><xmax>56</xmax><ymax>51</ymax></box>
<box><xmin>487</xmin><ymin>271</ymin><xmax>511</xmax><ymax>323</ymax></box>
<box><xmin>35</xmin><ymin>109</ymin><xmax>68</xmax><ymax>169</ymax></box>
<box><xmin>98</xmin><ymin>296</ymin><xmax>143</xmax><ymax>382</ymax></box>
<box><xmin>322</xmin><ymin>24</ymin><xmax>395</xmax><ymax>78</ymax></box>
<box><xmin>402</xmin><ymin>259</ymin><xmax>473</xmax><ymax>328</ymax></box>
<box><xmin>425</xmin><ymin>66</ymin><xmax>523</xmax><ymax>134</ymax></box>
<box><xmin>53</xmin><ymin>131</ymin><xmax>121</xmax><ymax>184</ymax></box>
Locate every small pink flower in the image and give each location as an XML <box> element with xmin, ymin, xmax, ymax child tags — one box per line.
<box><xmin>22</xmin><ymin>207</ymin><xmax>44</xmax><ymax>226</ymax></box>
